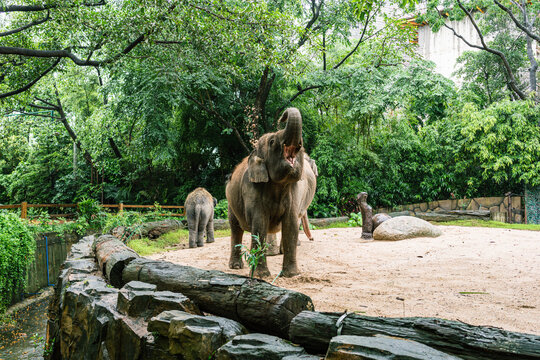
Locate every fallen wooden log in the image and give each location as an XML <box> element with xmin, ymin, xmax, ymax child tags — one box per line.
<box><xmin>94</xmin><ymin>235</ymin><xmax>139</xmax><ymax>287</ymax></box>
<box><xmin>122</xmin><ymin>258</ymin><xmax>313</xmax><ymax>339</ymax></box>
<box><xmin>288</xmin><ymin>311</ymin><xmax>540</xmax><ymax>359</ymax></box>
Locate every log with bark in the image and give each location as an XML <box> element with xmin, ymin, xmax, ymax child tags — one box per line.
<box><xmin>122</xmin><ymin>258</ymin><xmax>313</xmax><ymax>339</ymax></box>
<box><xmin>94</xmin><ymin>235</ymin><xmax>139</xmax><ymax>287</ymax></box>
<box><xmin>288</xmin><ymin>311</ymin><xmax>540</xmax><ymax>359</ymax></box>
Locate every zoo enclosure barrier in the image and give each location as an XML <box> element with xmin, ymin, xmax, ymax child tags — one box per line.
<box><xmin>0</xmin><ymin>202</ymin><xmax>186</xmax><ymax>219</ymax></box>
<box><xmin>375</xmin><ymin>194</ymin><xmax>527</xmax><ymax>224</ymax></box>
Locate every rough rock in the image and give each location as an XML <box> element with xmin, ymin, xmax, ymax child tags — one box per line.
<box><xmin>57</xmin><ymin>277</ymin><xmax>121</xmax><ymax>359</ymax></box>
<box><xmin>214</xmin><ymin>333</ymin><xmax>308</xmax><ymax>360</ymax></box>
<box><xmin>372</xmin><ymin>213</ymin><xmax>391</xmax><ymax>231</ymax></box>
<box><xmin>117</xmin><ymin>281</ymin><xmax>201</xmax><ymax>319</ymax></box>
<box><xmin>149</xmin><ymin>310</ymin><xmax>247</xmax><ymax>360</ymax></box>
<box><xmin>387</xmin><ymin>211</ymin><xmax>410</xmax><ymax>218</ymax></box>
<box><xmin>309</xmin><ymin>217</ymin><xmax>349</xmax><ymax>228</ymax></box>
<box><xmin>68</xmin><ymin>234</ymin><xmax>96</xmax><ymax>259</ymax></box>
<box><xmin>373</xmin><ymin>216</ymin><xmax>442</xmax><ymax>241</ymax></box>
<box><xmin>415</xmin><ymin>210</ymin><xmax>490</xmax><ymax>222</ymax></box>
<box><xmin>325</xmin><ymin>335</ymin><xmax>460</xmax><ymax>360</ymax></box>
<box><xmin>214</xmin><ymin>218</ymin><xmax>230</xmax><ymax>230</ymax></box>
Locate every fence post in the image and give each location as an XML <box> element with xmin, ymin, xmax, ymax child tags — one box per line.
<box><xmin>119</xmin><ymin>203</ymin><xmax>124</xmax><ymax>213</ymax></box>
<box><xmin>21</xmin><ymin>201</ymin><xmax>28</xmax><ymax>219</ymax></box>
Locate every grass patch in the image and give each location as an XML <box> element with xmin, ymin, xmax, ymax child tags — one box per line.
<box><xmin>435</xmin><ymin>219</ymin><xmax>540</xmax><ymax>231</ymax></box>
<box><xmin>307</xmin><ymin>221</ymin><xmax>351</xmax><ymax>230</ymax></box>
<box><xmin>127</xmin><ymin>228</ymin><xmax>232</xmax><ymax>256</ymax></box>
<box><xmin>459</xmin><ymin>291</ymin><xmax>489</xmax><ymax>295</ymax></box>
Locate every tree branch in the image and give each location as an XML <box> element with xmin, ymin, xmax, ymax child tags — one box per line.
<box><xmin>0</xmin><ymin>1</ymin><xmax>105</xmax><ymax>13</ymax></box>
<box><xmin>451</xmin><ymin>0</ymin><xmax>527</xmax><ymax>100</ymax></box>
<box><xmin>185</xmin><ymin>94</ymin><xmax>250</xmax><ymax>154</ymax></box>
<box><xmin>0</xmin><ymin>34</ymin><xmax>146</xmax><ymax>66</ymax></box>
<box><xmin>298</xmin><ymin>0</ymin><xmax>324</xmax><ymax>48</ymax></box>
<box><xmin>28</xmin><ymin>102</ymin><xmax>57</xmax><ymax>111</ymax></box>
<box><xmin>493</xmin><ymin>0</ymin><xmax>540</xmax><ymax>43</ymax></box>
<box><xmin>0</xmin><ymin>57</ymin><xmax>61</xmax><ymax>99</ymax></box>
<box><xmin>51</xmin><ymin>86</ymin><xmax>95</xmax><ymax>166</ymax></box>
<box><xmin>0</xmin><ymin>11</ymin><xmax>49</xmax><ymax>37</ymax></box>
<box><xmin>34</xmin><ymin>96</ymin><xmax>60</xmax><ymax>108</ymax></box>
<box><xmin>333</xmin><ymin>9</ymin><xmax>373</xmax><ymax>69</ymax></box>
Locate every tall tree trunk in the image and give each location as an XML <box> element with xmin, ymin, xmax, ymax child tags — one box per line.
<box><xmin>521</xmin><ymin>0</ymin><xmax>538</xmax><ymax>96</ymax></box>
<box><xmin>96</xmin><ymin>66</ymin><xmax>123</xmax><ymax>159</ymax></box>
<box><xmin>253</xmin><ymin>66</ymin><xmax>276</xmax><ymax>134</ymax></box>
<box><xmin>322</xmin><ymin>30</ymin><xmax>327</xmax><ymax>71</ymax></box>
<box><xmin>53</xmin><ymin>87</ymin><xmax>95</xmax><ymax>167</ymax></box>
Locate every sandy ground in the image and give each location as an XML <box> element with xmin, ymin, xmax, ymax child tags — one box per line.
<box><xmin>149</xmin><ymin>225</ymin><xmax>540</xmax><ymax>335</ymax></box>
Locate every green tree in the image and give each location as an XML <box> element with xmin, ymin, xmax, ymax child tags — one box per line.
<box><xmin>420</xmin><ymin>0</ymin><xmax>539</xmax><ymax>101</ymax></box>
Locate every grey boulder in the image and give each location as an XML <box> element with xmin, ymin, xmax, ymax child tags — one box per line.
<box><xmin>215</xmin><ymin>333</ymin><xmax>308</xmax><ymax>360</ymax></box>
<box><xmin>325</xmin><ymin>334</ymin><xmax>461</xmax><ymax>359</ymax></box>
<box><xmin>373</xmin><ymin>216</ymin><xmax>442</xmax><ymax>241</ymax></box>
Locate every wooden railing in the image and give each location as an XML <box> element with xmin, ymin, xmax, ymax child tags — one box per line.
<box><xmin>0</xmin><ymin>202</ymin><xmax>185</xmax><ymax>219</ymax></box>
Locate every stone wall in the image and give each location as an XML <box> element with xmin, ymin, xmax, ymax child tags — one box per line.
<box><xmin>377</xmin><ymin>196</ymin><xmax>523</xmax><ymax>223</ymax></box>
<box><xmin>45</xmin><ymin>235</ymin><xmax>539</xmax><ymax>359</ymax></box>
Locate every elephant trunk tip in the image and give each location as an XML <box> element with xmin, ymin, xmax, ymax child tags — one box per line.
<box><xmin>279</xmin><ymin>107</ymin><xmax>302</xmax><ymax>123</ymax></box>
<box><xmin>281</xmin><ymin>108</ymin><xmax>303</xmax><ymax>148</ymax></box>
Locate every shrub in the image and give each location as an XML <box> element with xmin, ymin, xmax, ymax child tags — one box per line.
<box><xmin>348</xmin><ymin>212</ymin><xmax>363</xmax><ymax>227</ymax></box>
<box><xmin>0</xmin><ymin>212</ymin><xmax>36</xmax><ymax>311</ymax></box>
<box><xmin>214</xmin><ymin>199</ymin><xmax>228</xmax><ymax>219</ymax></box>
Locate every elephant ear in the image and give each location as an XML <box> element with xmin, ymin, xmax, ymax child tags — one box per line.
<box><xmin>248</xmin><ymin>153</ymin><xmax>269</xmax><ymax>183</ymax></box>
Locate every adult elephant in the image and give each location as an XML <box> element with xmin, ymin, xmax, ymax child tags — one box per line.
<box><xmin>226</xmin><ymin>107</ymin><xmax>316</xmax><ymax>277</ymax></box>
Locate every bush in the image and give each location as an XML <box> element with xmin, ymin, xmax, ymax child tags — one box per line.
<box><xmin>348</xmin><ymin>212</ymin><xmax>363</xmax><ymax>227</ymax></box>
<box><xmin>0</xmin><ymin>212</ymin><xmax>36</xmax><ymax>311</ymax></box>
<box><xmin>214</xmin><ymin>199</ymin><xmax>228</xmax><ymax>219</ymax></box>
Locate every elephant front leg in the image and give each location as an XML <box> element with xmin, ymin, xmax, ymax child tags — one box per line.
<box><xmin>281</xmin><ymin>214</ymin><xmax>300</xmax><ymax>277</ymax></box>
<box><xmin>251</xmin><ymin>231</ymin><xmax>271</xmax><ymax>278</ymax></box>
<box><xmin>228</xmin><ymin>209</ymin><xmax>244</xmax><ymax>269</ymax></box>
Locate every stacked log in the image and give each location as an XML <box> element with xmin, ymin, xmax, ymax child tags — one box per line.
<box><xmin>288</xmin><ymin>311</ymin><xmax>540</xmax><ymax>359</ymax></box>
<box><xmin>122</xmin><ymin>258</ymin><xmax>314</xmax><ymax>339</ymax></box>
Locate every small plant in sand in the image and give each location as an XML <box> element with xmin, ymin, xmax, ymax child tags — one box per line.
<box><xmin>235</xmin><ymin>234</ymin><xmax>269</xmax><ymax>279</ymax></box>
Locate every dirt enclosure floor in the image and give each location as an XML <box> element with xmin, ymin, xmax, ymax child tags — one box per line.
<box><xmin>149</xmin><ymin>225</ymin><xmax>540</xmax><ymax>335</ymax></box>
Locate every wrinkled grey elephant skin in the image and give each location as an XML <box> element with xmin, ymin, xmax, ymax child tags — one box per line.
<box><xmin>184</xmin><ymin>187</ymin><xmax>217</xmax><ymax>248</ymax></box>
<box><xmin>226</xmin><ymin>107</ymin><xmax>316</xmax><ymax>278</ymax></box>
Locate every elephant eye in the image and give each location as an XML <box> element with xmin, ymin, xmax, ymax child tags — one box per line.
<box><xmin>270</xmin><ymin>139</ymin><xmax>275</xmax><ymax>145</ymax></box>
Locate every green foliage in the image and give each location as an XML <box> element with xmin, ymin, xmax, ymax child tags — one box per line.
<box><xmin>235</xmin><ymin>235</ymin><xmax>269</xmax><ymax>280</ymax></box>
<box><xmin>0</xmin><ymin>212</ymin><xmax>36</xmax><ymax>311</ymax></box>
<box><xmin>214</xmin><ymin>199</ymin><xmax>228</xmax><ymax>219</ymax></box>
<box><xmin>457</xmin><ymin>100</ymin><xmax>540</xmax><ymax>187</ymax></box>
<box><xmin>77</xmin><ymin>198</ymin><xmax>106</xmax><ymax>228</ymax></box>
<box><xmin>348</xmin><ymin>213</ymin><xmax>363</xmax><ymax>227</ymax></box>
<box><xmin>0</xmin><ymin>0</ymin><xmax>537</xmax><ymax>221</ymax></box>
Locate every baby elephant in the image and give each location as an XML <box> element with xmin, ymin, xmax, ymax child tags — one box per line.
<box><xmin>184</xmin><ymin>187</ymin><xmax>217</xmax><ymax>248</ymax></box>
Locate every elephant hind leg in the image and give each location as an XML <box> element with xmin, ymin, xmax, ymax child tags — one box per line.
<box><xmin>197</xmin><ymin>209</ymin><xmax>210</xmax><ymax>247</ymax></box>
<box><xmin>187</xmin><ymin>207</ymin><xmax>199</xmax><ymax>248</ymax></box>
<box><xmin>228</xmin><ymin>209</ymin><xmax>244</xmax><ymax>269</ymax></box>
<box><xmin>206</xmin><ymin>211</ymin><xmax>215</xmax><ymax>243</ymax></box>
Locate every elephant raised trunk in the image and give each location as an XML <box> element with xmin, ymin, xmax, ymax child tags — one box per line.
<box><xmin>280</xmin><ymin>108</ymin><xmax>303</xmax><ymax>166</ymax></box>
